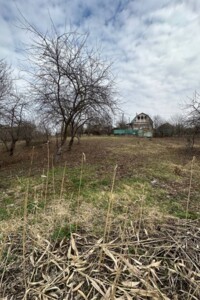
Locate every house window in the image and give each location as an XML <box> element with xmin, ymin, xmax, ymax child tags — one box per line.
<box><xmin>138</xmin><ymin>116</ymin><xmax>140</xmax><ymax>120</ymax></box>
<box><xmin>141</xmin><ymin>116</ymin><xmax>143</xmax><ymax>120</ymax></box>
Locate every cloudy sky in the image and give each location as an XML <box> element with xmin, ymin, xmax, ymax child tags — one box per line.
<box><xmin>1</xmin><ymin>0</ymin><xmax>200</xmax><ymax>121</ymax></box>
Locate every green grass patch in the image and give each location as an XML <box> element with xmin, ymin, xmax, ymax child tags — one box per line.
<box><xmin>51</xmin><ymin>223</ymin><xmax>76</xmax><ymax>241</ymax></box>
<box><xmin>0</xmin><ymin>207</ymin><xmax>9</xmax><ymax>221</ymax></box>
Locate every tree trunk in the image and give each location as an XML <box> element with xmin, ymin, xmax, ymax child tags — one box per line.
<box><xmin>68</xmin><ymin>136</ymin><xmax>74</xmax><ymax>151</ymax></box>
<box><xmin>9</xmin><ymin>139</ymin><xmax>17</xmax><ymax>156</ymax></box>
<box><xmin>55</xmin><ymin>123</ymin><xmax>68</xmax><ymax>161</ymax></box>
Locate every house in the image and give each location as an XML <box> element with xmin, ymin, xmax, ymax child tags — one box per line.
<box><xmin>129</xmin><ymin>113</ymin><xmax>153</xmax><ymax>137</ymax></box>
<box><xmin>113</xmin><ymin>113</ymin><xmax>154</xmax><ymax>137</ymax></box>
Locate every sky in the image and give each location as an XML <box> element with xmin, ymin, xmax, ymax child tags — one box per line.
<box><xmin>1</xmin><ymin>0</ymin><xmax>200</xmax><ymax>122</ymax></box>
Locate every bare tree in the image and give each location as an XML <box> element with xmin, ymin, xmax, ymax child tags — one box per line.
<box><xmin>152</xmin><ymin>115</ymin><xmax>165</xmax><ymax>136</ymax></box>
<box><xmin>20</xmin><ymin>120</ymin><xmax>36</xmax><ymax>146</ymax></box>
<box><xmin>116</xmin><ymin>114</ymin><xmax>128</xmax><ymax>129</ymax></box>
<box><xmin>186</xmin><ymin>92</ymin><xmax>200</xmax><ymax>125</ymax></box>
<box><xmin>0</xmin><ymin>60</ymin><xmax>27</xmax><ymax>155</ymax></box>
<box><xmin>37</xmin><ymin>119</ymin><xmax>52</xmax><ymax>143</ymax></box>
<box><xmin>170</xmin><ymin>113</ymin><xmax>186</xmax><ymax>136</ymax></box>
<box><xmin>23</xmin><ymin>23</ymin><xmax>116</xmax><ymax>154</ymax></box>
<box><xmin>0</xmin><ymin>92</ymin><xmax>26</xmax><ymax>155</ymax></box>
<box><xmin>185</xmin><ymin>92</ymin><xmax>200</xmax><ymax>149</ymax></box>
<box><xmin>86</xmin><ymin>111</ymin><xmax>113</xmax><ymax>135</ymax></box>
<box><xmin>153</xmin><ymin>115</ymin><xmax>165</xmax><ymax>130</ymax></box>
<box><xmin>0</xmin><ymin>125</ymin><xmax>10</xmax><ymax>151</ymax></box>
<box><xmin>0</xmin><ymin>59</ymin><xmax>12</xmax><ymax>110</ymax></box>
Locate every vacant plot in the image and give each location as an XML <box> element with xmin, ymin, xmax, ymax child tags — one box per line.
<box><xmin>0</xmin><ymin>136</ymin><xmax>200</xmax><ymax>299</ymax></box>
<box><xmin>0</xmin><ymin>136</ymin><xmax>200</xmax><ymax>222</ymax></box>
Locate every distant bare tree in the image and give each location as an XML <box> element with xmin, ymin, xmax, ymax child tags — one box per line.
<box><xmin>0</xmin><ymin>61</ymin><xmax>27</xmax><ymax>155</ymax></box>
<box><xmin>0</xmin><ymin>125</ymin><xmax>10</xmax><ymax>151</ymax></box>
<box><xmin>152</xmin><ymin>115</ymin><xmax>165</xmax><ymax>136</ymax></box>
<box><xmin>37</xmin><ymin>119</ymin><xmax>52</xmax><ymax>143</ymax></box>
<box><xmin>23</xmin><ymin>22</ymin><xmax>116</xmax><ymax>155</ymax></box>
<box><xmin>116</xmin><ymin>114</ymin><xmax>128</xmax><ymax>129</ymax></box>
<box><xmin>185</xmin><ymin>92</ymin><xmax>200</xmax><ymax>149</ymax></box>
<box><xmin>20</xmin><ymin>120</ymin><xmax>36</xmax><ymax>146</ymax></box>
<box><xmin>170</xmin><ymin>113</ymin><xmax>186</xmax><ymax>136</ymax></box>
<box><xmin>0</xmin><ymin>92</ymin><xmax>26</xmax><ymax>155</ymax></box>
<box><xmin>86</xmin><ymin>111</ymin><xmax>113</xmax><ymax>135</ymax></box>
<box><xmin>153</xmin><ymin>115</ymin><xmax>165</xmax><ymax>130</ymax></box>
<box><xmin>186</xmin><ymin>92</ymin><xmax>200</xmax><ymax>126</ymax></box>
<box><xmin>0</xmin><ymin>59</ymin><xmax>12</xmax><ymax>110</ymax></box>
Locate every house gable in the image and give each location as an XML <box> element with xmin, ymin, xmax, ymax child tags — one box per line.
<box><xmin>131</xmin><ymin>113</ymin><xmax>153</xmax><ymax>130</ymax></box>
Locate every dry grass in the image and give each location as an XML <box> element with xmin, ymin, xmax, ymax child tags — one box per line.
<box><xmin>0</xmin><ymin>218</ymin><xmax>200</xmax><ymax>299</ymax></box>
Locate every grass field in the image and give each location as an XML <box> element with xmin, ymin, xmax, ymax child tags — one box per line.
<box><xmin>0</xmin><ymin>136</ymin><xmax>200</xmax><ymax>299</ymax></box>
<box><xmin>0</xmin><ymin>136</ymin><xmax>200</xmax><ymax>225</ymax></box>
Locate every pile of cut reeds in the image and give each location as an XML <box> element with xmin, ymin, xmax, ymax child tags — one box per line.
<box><xmin>0</xmin><ymin>218</ymin><xmax>200</xmax><ymax>300</ymax></box>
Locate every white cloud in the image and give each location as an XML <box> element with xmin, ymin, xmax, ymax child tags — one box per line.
<box><xmin>0</xmin><ymin>0</ymin><xmax>200</xmax><ymax>119</ymax></box>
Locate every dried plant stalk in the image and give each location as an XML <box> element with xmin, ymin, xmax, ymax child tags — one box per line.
<box><xmin>186</xmin><ymin>156</ymin><xmax>195</xmax><ymax>220</ymax></box>
<box><xmin>60</xmin><ymin>162</ymin><xmax>67</xmax><ymax>200</ymax></box>
<box><xmin>99</xmin><ymin>164</ymin><xmax>117</xmax><ymax>266</ymax></box>
<box><xmin>44</xmin><ymin>141</ymin><xmax>50</xmax><ymax>207</ymax></box>
<box><xmin>2</xmin><ymin>218</ymin><xmax>200</xmax><ymax>300</ymax></box>
<box><xmin>22</xmin><ymin>146</ymin><xmax>34</xmax><ymax>287</ymax></box>
<box><xmin>52</xmin><ymin>155</ymin><xmax>56</xmax><ymax>200</ymax></box>
<box><xmin>76</xmin><ymin>152</ymin><xmax>86</xmax><ymax>231</ymax></box>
